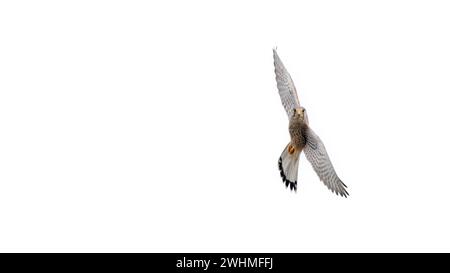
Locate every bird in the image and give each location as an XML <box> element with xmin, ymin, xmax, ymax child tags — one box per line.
<box><xmin>273</xmin><ymin>49</ymin><xmax>349</xmax><ymax>197</ymax></box>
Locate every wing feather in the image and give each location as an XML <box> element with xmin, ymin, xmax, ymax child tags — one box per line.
<box><xmin>303</xmin><ymin>127</ymin><xmax>349</xmax><ymax>197</ymax></box>
<box><xmin>273</xmin><ymin>49</ymin><xmax>301</xmax><ymax>118</ymax></box>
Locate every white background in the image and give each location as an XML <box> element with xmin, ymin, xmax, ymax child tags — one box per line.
<box><xmin>1</xmin><ymin>0</ymin><xmax>450</xmax><ymax>252</ymax></box>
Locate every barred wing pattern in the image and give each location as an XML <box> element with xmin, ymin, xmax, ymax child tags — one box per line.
<box><xmin>303</xmin><ymin>127</ymin><xmax>349</xmax><ymax>197</ymax></box>
<box><xmin>273</xmin><ymin>49</ymin><xmax>300</xmax><ymax>118</ymax></box>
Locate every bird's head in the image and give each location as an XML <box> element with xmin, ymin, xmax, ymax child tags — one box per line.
<box><xmin>293</xmin><ymin>107</ymin><xmax>309</xmax><ymax>124</ymax></box>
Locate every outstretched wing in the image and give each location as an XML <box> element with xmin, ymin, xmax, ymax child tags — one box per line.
<box><xmin>303</xmin><ymin>127</ymin><xmax>349</xmax><ymax>197</ymax></box>
<box><xmin>273</xmin><ymin>49</ymin><xmax>301</xmax><ymax>118</ymax></box>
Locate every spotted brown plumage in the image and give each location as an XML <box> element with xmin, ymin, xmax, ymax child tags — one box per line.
<box><xmin>273</xmin><ymin>49</ymin><xmax>349</xmax><ymax>197</ymax></box>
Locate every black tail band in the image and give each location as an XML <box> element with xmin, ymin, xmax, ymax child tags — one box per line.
<box><xmin>278</xmin><ymin>157</ymin><xmax>297</xmax><ymax>192</ymax></box>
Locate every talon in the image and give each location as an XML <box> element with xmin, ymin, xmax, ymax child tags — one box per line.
<box><xmin>288</xmin><ymin>145</ymin><xmax>295</xmax><ymax>154</ymax></box>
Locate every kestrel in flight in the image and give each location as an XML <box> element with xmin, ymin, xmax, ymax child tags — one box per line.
<box><xmin>273</xmin><ymin>49</ymin><xmax>349</xmax><ymax>197</ymax></box>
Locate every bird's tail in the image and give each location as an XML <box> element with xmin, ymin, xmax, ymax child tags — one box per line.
<box><xmin>278</xmin><ymin>142</ymin><xmax>301</xmax><ymax>191</ymax></box>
